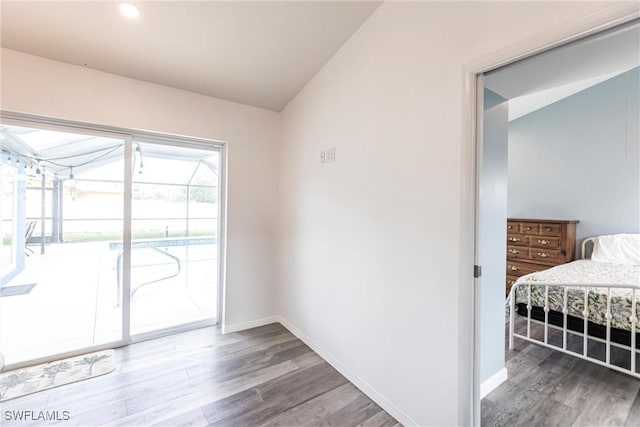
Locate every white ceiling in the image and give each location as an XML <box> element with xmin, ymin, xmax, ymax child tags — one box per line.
<box><xmin>485</xmin><ymin>21</ymin><xmax>639</xmax><ymax>121</ymax></box>
<box><xmin>0</xmin><ymin>1</ymin><xmax>381</xmax><ymax>111</ymax></box>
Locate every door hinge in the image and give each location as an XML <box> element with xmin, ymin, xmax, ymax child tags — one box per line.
<box><xmin>474</xmin><ymin>265</ymin><xmax>482</xmax><ymax>278</ymax></box>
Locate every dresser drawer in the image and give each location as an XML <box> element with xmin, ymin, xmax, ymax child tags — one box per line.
<box><xmin>531</xmin><ymin>248</ymin><xmax>562</xmax><ymax>263</ymax></box>
<box><xmin>519</xmin><ymin>223</ymin><xmax>539</xmax><ymax>235</ymax></box>
<box><xmin>507</xmin><ymin>233</ymin><xmax>528</xmax><ymax>246</ymax></box>
<box><xmin>507</xmin><ymin>222</ymin><xmax>521</xmax><ymax>234</ymax></box>
<box><xmin>506</xmin><ymin>261</ymin><xmax>538</xmax><ymax>277</ymax></box>
<box><xmin>507</xmin><ymin>245</ymin><xmax>529</xmax><ymax>260</ymax></box>
<box><xmin>529</xmin><ymin>236</ymin><xmax>561</xmax><ymax>249</ymax></box>
<box><xmin>539</xmin><ymin>223</ymin><xmax>563</xmax><ymax>236</ymax></box>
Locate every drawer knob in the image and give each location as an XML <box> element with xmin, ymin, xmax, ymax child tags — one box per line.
<box><xmin>509</xmin><ymin>249</ymin><xmax>519</xmax><ymax>254</ymax></box>
<box><xmin>545</xmin><ymin>227</ymin><xmax>552</xmax><ymax>231</ymax></box>
<box><xmin>508</xmin><ymin>237</ymin><xmax>520</xmax><ymax>243</ymax></box>
<box><xmin>538</xmin><ymin>239</ymin><xmax>549</xmax><ymax>245</ymax></box>
<box><xmin>525</xmin><ymin>226</ymin><xmax>532</xmax><ymax>230</ymax></box>
<box><xmin>537</xmin><ymin>252</ymin><xmax>549</xmax><ymax>258</ymax></box>
<box><xmin>509</xmin><ymin>266</ymin><xmax>518</xmax><ymax>271</ymax></box>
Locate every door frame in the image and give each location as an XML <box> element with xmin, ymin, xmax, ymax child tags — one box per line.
<box><xmin>463</xmin><ymin>5</ymin><xmax>640</xmax><ymax>425</ymax></box>
<box><xmin>0</xmin><ymin>111</ymin><xmax>227</xmax><ymax>367</ymax></box>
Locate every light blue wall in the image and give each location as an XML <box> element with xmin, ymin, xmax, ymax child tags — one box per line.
<box><xmin>508</xmin><ymin>68</ymin><xmax>640</xmax><ymax>255</ymax></box>
<box><xmin>479</xmin><ymin>89</ymin><xmax>508</xmax><ymax>383</ymax></box>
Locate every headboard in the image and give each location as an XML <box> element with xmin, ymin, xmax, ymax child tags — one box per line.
<box><xmin>581</xmin><ymin>237</ymin><xmax>598</xmax><ymax>259</ymax></box>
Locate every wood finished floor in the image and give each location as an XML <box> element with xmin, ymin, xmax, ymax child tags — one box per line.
<box><xmin>482</xmin><ymin>321</ymin><xmax>640</xmax><ymax>427</ymax></box>
<box><xmin>0</xmin><ymin>323</ymin><xmax>400</xmax><ymax>427</ymax></box>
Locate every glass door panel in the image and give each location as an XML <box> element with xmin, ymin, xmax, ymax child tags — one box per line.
<box><xmin>0</xmin><ymin>124</ymin><xmax>126</xmax><ymax>366</ymax></box>
<box><xmin>130</xmin><ymin>142</ymin><xmax>219</xmax><ymax>335</ymax></box>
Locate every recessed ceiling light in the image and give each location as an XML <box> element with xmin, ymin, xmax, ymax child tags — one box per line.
<box><xmin>118</xmin><ymin>2</ymin><xmax>140</xmax><ymax>19</ymax></box>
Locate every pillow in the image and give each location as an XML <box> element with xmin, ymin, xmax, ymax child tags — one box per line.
<box><xmin>591</xmin><ymin>234</ymin><xmax>640</xmax><ymax>265</ymax></box>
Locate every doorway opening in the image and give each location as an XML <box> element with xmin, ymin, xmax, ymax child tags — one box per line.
<box><xmin>475</xmin><ymin>18</ymin><xmax>639</xmax><ymax>425</ymax></box>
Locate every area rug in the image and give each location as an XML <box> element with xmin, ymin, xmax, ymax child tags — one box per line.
<box><xmin>0</xmin><ymin>349</ymin><xmax>115</xmax><ymax>401</ymax></box>
<box><xmin>0</xmin><ymin>284</ymin><xmax>36</xmax><ymax>298</ymax></box>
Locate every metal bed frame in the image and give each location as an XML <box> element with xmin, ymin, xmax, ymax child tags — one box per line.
<box><xmin>508</xmin><ymin>237</ymin><xmax>640</xmax><ymax>378</ymax></box>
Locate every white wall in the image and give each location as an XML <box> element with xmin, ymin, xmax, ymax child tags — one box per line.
<box><xmin>508</xmin><ymin>68</ymin><xmax>640</xmax><ymax>250</ymax></box>
<box><xmin>0</xmin><ymin>48</ymin><xmax>280</xmax><ymax>329</ymax></box>
<box><xmin>277</xmin><ymin>2</ymin><xmax>624</xmax><ymax>425</ymax></box>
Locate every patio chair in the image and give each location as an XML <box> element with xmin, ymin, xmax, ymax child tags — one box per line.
<box><xmin>25</xmin><ymin>221</ymin><xmax>37</xmax><ymax>256</ymax></box>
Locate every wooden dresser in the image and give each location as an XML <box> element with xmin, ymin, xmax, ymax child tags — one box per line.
<box><xmin>506</xmin><ymin>218</ymin><xmax>579</xmax><ymax>295</ymax></box>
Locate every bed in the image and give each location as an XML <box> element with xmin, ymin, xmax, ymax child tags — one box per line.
<box><xmin>508</xmin><ymin>233</ymin><xmax>640</xmax><ymax>378</ymax></box>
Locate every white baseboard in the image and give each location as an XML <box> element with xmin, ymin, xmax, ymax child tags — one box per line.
<box><xmin>480</xmin><ymin>367</ymin><xmax>508</xmax><ymax>399</ymax></box>
<box><xmin>220</xmin><ymin>314</ymin><xmax>419</xmax><ymax>425</ymax></box>
<box><xmin>221</xmin><ymin>316</ymin><xmax>281</xmax><ymax>334</ymax></box>
<box><xmin>276</xmin><ymin>315</ymin><xmax>418</xmax><ymax>427</ymax></box>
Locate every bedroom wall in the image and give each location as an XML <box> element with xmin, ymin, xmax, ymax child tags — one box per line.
<box><xmin>0</xmin><ymin>48</ymin><xmax>280</xmax><ymax>331</ymax></box>
<box><xmin>276</xmin><ymin>2</ymin><xmax>624</xmax><ymax>425</ymax></box>
<box><xmin>508</xmin><ymin>67</ymin><xmax>640</xmax><ymax>253</ymax></box>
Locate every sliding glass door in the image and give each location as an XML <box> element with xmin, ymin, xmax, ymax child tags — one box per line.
<box><xmin>0</xmin><ymin>124</ymin><xmax>128</xmax><ymax>367</ymax></box>
<box><xmin>0</xmin><ymin>119</ymin><xmax>221</xmax><ymax>368</ymax></box>
<box><xmin>129</xmin><ymin>142</ymin><xmax>219</xmax><ymax>336</ymax></box>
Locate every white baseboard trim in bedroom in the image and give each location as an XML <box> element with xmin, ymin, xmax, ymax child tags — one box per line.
<box><xmin>275</xmin><ymin>315</ymin><xmax>418</xmax><ymax>427</ymax></box>
<box><xmin>480</xmin><ymin>367</ymin><xmax>508</xmax><ymax>399</ymax></box>
<box><xmin>221</xmin><ymin>316</ymin><xmax>281</xmax><ymax>334</ymax></box>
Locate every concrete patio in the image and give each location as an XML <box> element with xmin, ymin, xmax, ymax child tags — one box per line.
<box><xmin>0</xmin><ymin>239</ymin><xmax>217</xmax><ymax>366</ymax></box>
